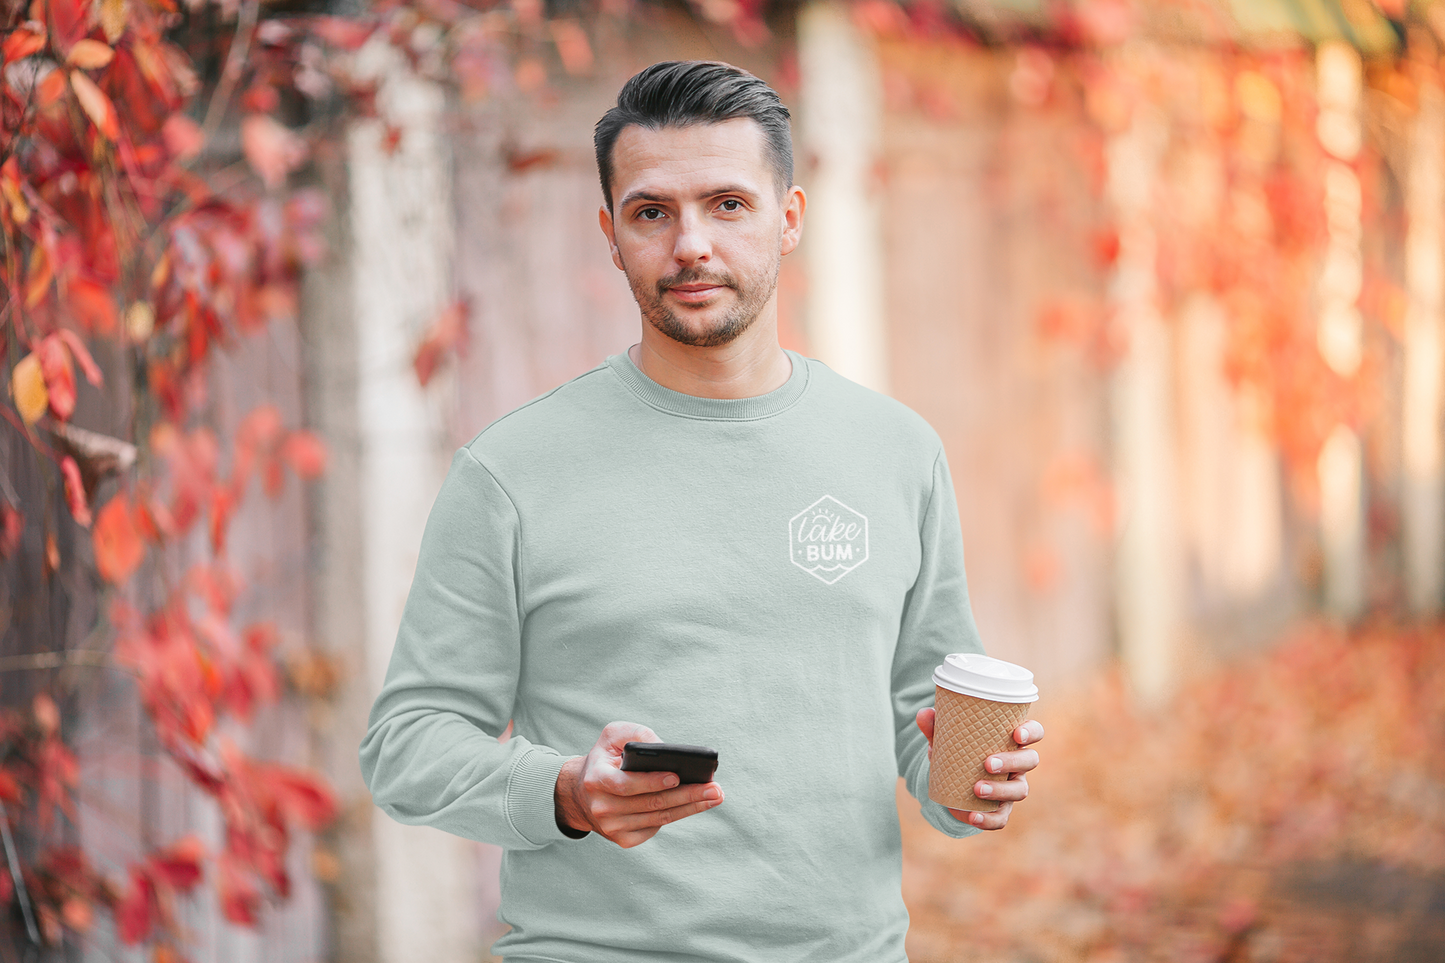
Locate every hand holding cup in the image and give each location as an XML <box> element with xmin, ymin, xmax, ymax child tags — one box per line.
<box><xmin>917</xmin><ymin>653</ymin><xmax>1043</xmax><ymax>830</ymax></box>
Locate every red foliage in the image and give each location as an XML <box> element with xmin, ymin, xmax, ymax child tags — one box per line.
<box><xmin>413</xmin><ymin>300</ymin><xmax>470</xmax><ymax>387</ymax></box>
<box><xmin>92</xmin><ymin>495</ymin><xmax>145</xmax><ymax>583</ymax></box>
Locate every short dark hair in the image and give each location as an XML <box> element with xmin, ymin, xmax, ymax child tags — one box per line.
<box><xmin>594</xmin><ymin>61</ymin><xmax>793</xmax><ymax>212</ymax></box>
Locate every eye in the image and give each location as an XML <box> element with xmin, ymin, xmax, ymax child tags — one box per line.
<box><xmin>719</xmin><ymin>199</ymin><xmax>742</xmax><ymax>212</ymax></box>
<box><xmin>639</xmin><ymin>207</ymin><xmax>665</xmax><ymax>221</ymax></box>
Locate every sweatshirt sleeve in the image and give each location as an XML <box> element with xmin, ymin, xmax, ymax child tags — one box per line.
<box><xmin>359</xmin><ymin>446</ymin><xmax>576</xmax><ymax>849</ymax></box>
<box><xmin>891</xmin><ymin>447</ymin><xmax>985</xmax><ymax>839</ymax></box>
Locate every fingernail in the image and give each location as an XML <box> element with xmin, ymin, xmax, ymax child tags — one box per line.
<box><xmin>976</xmin><ymin>782</ymin><xmax>991</xmax><ymax>797</ymax></box>
<box><xmin>704</xmin><ymin>787</ymin><xmax>720</xmax><ymax>800</ymax></box>
<box><xmin>970</xmin><ymin>812</ymin><xmax>983</xmax><ymax>825</ymax></box>
<box><xmin>664</xmin><ymin>775</ymin><xmax>679</xmax><ymax>788</ymax></box>
<box><xmin>987</xmin><ymin>757</ymin><xmax>1002</xmax><ymax>773</ymax></box>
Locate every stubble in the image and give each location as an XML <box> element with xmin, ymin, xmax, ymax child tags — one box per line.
<box><xmin>623</xmin><ymin>256</ymin><xmax>780</xmax><ymax>348</ymax></box>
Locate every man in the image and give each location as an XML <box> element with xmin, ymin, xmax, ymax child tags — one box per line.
<box><xmin>360</xmin><ymin>61</ymin><xmax>1043</xmax><ymax>962</ymax></box>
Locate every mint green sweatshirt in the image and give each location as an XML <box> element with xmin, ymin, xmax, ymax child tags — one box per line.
<box><xmin>359</xmin><ymin>349</ymin><xmax>986</xmax><ymax>962</ymax></box>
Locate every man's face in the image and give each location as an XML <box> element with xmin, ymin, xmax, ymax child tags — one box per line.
<box><xmin>599</xmin><ymin>118</ymin><xmax>803</xmax><ymax>348</ymax></box>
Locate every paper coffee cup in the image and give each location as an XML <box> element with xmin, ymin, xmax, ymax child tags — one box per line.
<box><xmin>927</xmin><ymin>653</ymin><xmax>1039</xmax><ymax>813</ymax></box>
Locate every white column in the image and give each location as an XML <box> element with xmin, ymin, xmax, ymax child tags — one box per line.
<box><xmin>1403</xmin><ymin>76</ymin><xmax>1445</xmax><ymax>617</ymax></box>
<box><xmin>1177</xmin><ymin>295</ymin><xmax>1283</xmax><ymax>603</ymax></box>
<box><xmin>797</xmin><ymin>0</ymin><xmax>889</xmax><ymax>393</ymax></box>
<box><xmin>1106</xmin><ymin>93</ymin><xmax>1180</xmax><ymax>702</ymax></box>
<box><xmin>348</xmin><ymin>41</ymin><xmax>485</xmax><ymax>963</ymax></box>
<box><xmin>1314</xmin><ymin>41</ymin><xmax>1366</xmax><ymax>620</ymax></box>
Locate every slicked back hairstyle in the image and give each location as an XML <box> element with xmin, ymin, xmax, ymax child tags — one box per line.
<box><xmin>595</xmin><ymin>61</ymin><xmax>793</xmax><ymax>212</ymax></box>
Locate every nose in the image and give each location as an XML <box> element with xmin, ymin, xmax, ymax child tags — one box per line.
<box><xmin>672</xmin><ymin>208</ymin><xmax>711</xmax><ymax>266</ymax></box>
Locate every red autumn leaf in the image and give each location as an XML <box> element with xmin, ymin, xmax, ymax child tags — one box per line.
<box><xmin>35</xmin><ymin>66</ymin><xmax>69</xmax><ymax>109</ymax></box>
<box><xmin>216</xmin><ymin>853</ymin><xmax>260</xmax><ymax>926</ymax></box>
<box><xmin>66</xmin><ymin>39</ymin><xmax>115</xmax><ymax>70</ymax></box>
<box><xmin>0</xmin><ymin>504</ymin><xmax>23</xmax><ymax>559</ymax></box>
<box><xmin>70</xmin><ymin>70</ymin><xmax>119</xmax><ymax>140</ymax></box>
<box><xmin>115</xmin><ymin>868</ymin><xmax>155</xmax><ymax>944</ymax></box>
<box><xmin>46</xmin><ymin>0</ymin><xmax>91</xmax><ymax>50</ymax></box>
<box><xmin>261</xmin><ymin>765</ymin><xmax>337</xmax><ymax>830</ymax></box>
<box><xmin>151</xmin><ymin>423</ymin><xmax>219</xmax><ymax>534</ymax></box>
<box><xmin>35</xmin><ymin>737</ymin><xmax>78</xmax><ymax>831</ymax></box>
<box><xmin>36</xmin><ymin>333</ymin><xmax>77</xmax><ymax>421</ymax></box>
<box><xmin>279</xmin><ymin>431</ymin><xmax>327</xmax><ymax>479</ymax></box>
<box><xmin>115</xmin><ymin>610</ymin><xmax>217</xmax><ymax>747</ymax></box>
<box><xmin>133</xmin><ymin>498</ymin><xmax>167</xmax><ymax>543</ymax></box>
<box><xmin>2</xmin><ymin>24</ymin><xmax>45</xmax><ymax>62</ymax></box>
<box><xmin>239</xmin><ymin>84</ymin><xmax>280</xmax><ymax>114</ymax></box>
<box><xmin>161</xmin><ymin>113</ymin><xmax>204</xmax><ymax>159</ymax></box>
<box><xmin>0</xmin><ymin>768</ymin><xmax>20</xmax><ymax>804</ymax></box>
<box><xmin>187</xmin><ymin>562</ymin><xmax>240</xmax><ymax>615</ymax></box>
<box><xmin>413</xmin><ymin>301</ymin><xmax>469</xmax><ymax>387</ymax></box>
<box><xmin>64</xmin><ymin>277</ymin><xmax>119</xmax><ymax>335</ymax></box>
<box><xmin>240</xmin><ymin>114</ymin><xmax>308</xmax><ymax>189</ymax></box>
<box><xmin>56</xmin><ymin>328</ymin><xmax>102</xmax><ymax>386</ymax></box>
<box><xmin>148</xmin><ymin>836</ymin><xmax>205</xmax><ymax>891</ymax></box>
<box><xmin>61</xmin><ymin>456</ymin><xmax>91</xmax><ymax>526</ymax></box>
<box><xmin>262</xmin><ymin>455</ymin><xmax>284</xmax><ymax>499</ymax></box>
<box><xmin>209</xmin><ymin>484</ymin><xmax>236</xmax><ymax>555</ymax></box>
<box><xmin>93</xmin><ymin>496</ymin><xmax>145</xmax><ymax>583</ymax></box>
<box><xmin>222</xmin><ymin>623</ymin><xmax>280</xmax><ymax>720</ymax></box>
<box><xmin>237</xmin><ymin>404</ymin><xmax>284</xmax><ymax>452</ymax></box>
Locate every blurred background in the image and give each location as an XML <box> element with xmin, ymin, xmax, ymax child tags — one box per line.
<box><xmin>3</xmin><ymin>0</ymin><xmax>1445</xmax><ymax>960</ymax></box>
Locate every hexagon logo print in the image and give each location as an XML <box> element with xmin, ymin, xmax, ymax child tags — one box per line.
<box><xmin>789</xmin><ymin>495</ymin><xmax>869</xmax><ymax>584</ymax></box>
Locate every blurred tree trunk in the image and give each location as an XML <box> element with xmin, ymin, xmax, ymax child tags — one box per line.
<box><xmin>797</xmin><ymin>0</ymin><xmax>889</xmax><ymax>394</ymax></box>
<box><xmin>1107</xmin><ymin>79</ymin><xmax>1181</xmax><ymax>702</ymax></box>
<box><xmin>1314</xmin><ymin>41</ymin><xmax>1366</xmax><ymax>621</ymax></box>
<box><xmin>1403</xmin><ymin>72</ymin><xmax>1445</xmax><ymax>618</ymax></box>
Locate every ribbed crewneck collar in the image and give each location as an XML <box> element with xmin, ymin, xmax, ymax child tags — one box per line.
<box><xmin>606</xmin><ymin>348</ymin><xmax>810</xmax><ymax>421</ymax></box>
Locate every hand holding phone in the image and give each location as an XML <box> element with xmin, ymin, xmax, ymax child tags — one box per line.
<box><xmin>555</xmin><ymin>723</ymin><xmax>724</xmax><ymax>849</ymax></box>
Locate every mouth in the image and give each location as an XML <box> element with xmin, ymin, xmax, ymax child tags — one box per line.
<box><xmin>665</xmin><ymin>282</ymin><xmax>730</xmax><ymax>305</ymax></box>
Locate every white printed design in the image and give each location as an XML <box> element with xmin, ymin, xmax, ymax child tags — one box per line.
<box><xmin>789</xmin><ymin>495</ymin><xmax>869</xmax><ymax>584</ymax></box>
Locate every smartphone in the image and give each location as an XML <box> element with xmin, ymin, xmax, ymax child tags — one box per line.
<box><xmin>621</xmin><ymin>742</ymin><xmax>719</xmax><ymax>785</ymax></box>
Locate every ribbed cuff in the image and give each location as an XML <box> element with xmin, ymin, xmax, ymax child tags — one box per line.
<box><xmin>507</xmin><ymin>749</ymin><xmax>578</xmax><ymax>847</ymax></box>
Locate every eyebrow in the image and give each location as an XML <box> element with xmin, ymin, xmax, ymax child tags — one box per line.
<box><xmin>618</xmin><ymin>184</ymin><xmax>759</xmax><ymax>210</ymax></box>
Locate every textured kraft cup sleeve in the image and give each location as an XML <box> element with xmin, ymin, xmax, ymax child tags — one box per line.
<box><xmin>507</xmin><ymin>748</ymin><xmax>579</xmax><ymax>846</ymax></box>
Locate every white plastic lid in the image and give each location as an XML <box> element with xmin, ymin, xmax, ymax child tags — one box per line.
<box><xmin>933</xmin><ymin>653</ymin><xmax>1039</xmax><ymax>703</ymax></box>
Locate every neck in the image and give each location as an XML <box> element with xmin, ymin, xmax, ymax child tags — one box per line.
<box><xmin>629</xmin><ymin>309</ymin><xmax>792</xmax><ymax>400</ymax></box>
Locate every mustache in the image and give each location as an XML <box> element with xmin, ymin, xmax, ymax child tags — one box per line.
<box><xmin>657</xmin><ymin>266</ymin><xmax>737</xmax><ymax>294</ymax></box>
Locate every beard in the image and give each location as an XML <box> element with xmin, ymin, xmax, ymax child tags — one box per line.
<box><xmin>623</xmin><ymin>256</ymin><xmax>780</xmax><ymax>348</ymax></box>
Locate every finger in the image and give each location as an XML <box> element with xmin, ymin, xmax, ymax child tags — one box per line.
<box><xmin>983</xmin><ymin>748</ymin><xmax>1040</xmax><ymax>775</ymax></box>
<box><xmin>915</xmin><ymin>707</ymin><xmax>935</xmax><ymax>744</ymax></box>
<box><xmin>608</xmin><ymin>790</ymin><xmax>724</xmax><ymax>832</ymax></box>
<box><xmin>612</xmin><ymin>781</ymin><xmax>720</xmax><ymax>811</ymax></box>
<box><xmin>1013</xmin><ymin>719</ymin><xmax>1044</xmax><ymax>745</ymax></box>
<box><xmin>608</xmin><ymin>827</ymin><xmax>661</xmax><ymax>849</ymax></box>
<box><xmin>973</xmin><ymin>774</ymin><xmax>1028</xmax><ymax>803</ymax></box>
<box><xmin>588</xmin><ymin>756</ymin><xmax>681</xmax><ymax>797</ymax></box>
<box><xmin>605</xmin><ymin>768</ymin><xmax>683</xmax><ymax>797</ymax></box>
<box><xmin>599</xmin><ymin>721</ymin><xmax>660</xmax><ymax>753</ymax></box>
<box><xmin>953</xmin><ymin>801</ymin><xmax>1012</xmax><ymax>831</ymax></box>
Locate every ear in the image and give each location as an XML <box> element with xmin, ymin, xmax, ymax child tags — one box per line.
<box><xmin>599</xmin><ymin>204</ymin><xmax>624</xmax><ymax>271</ymax></box>
<box><xmin>779</xmin><ymin>186</ymin><xmax>806</xmax><ymax>257</ymax></box>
